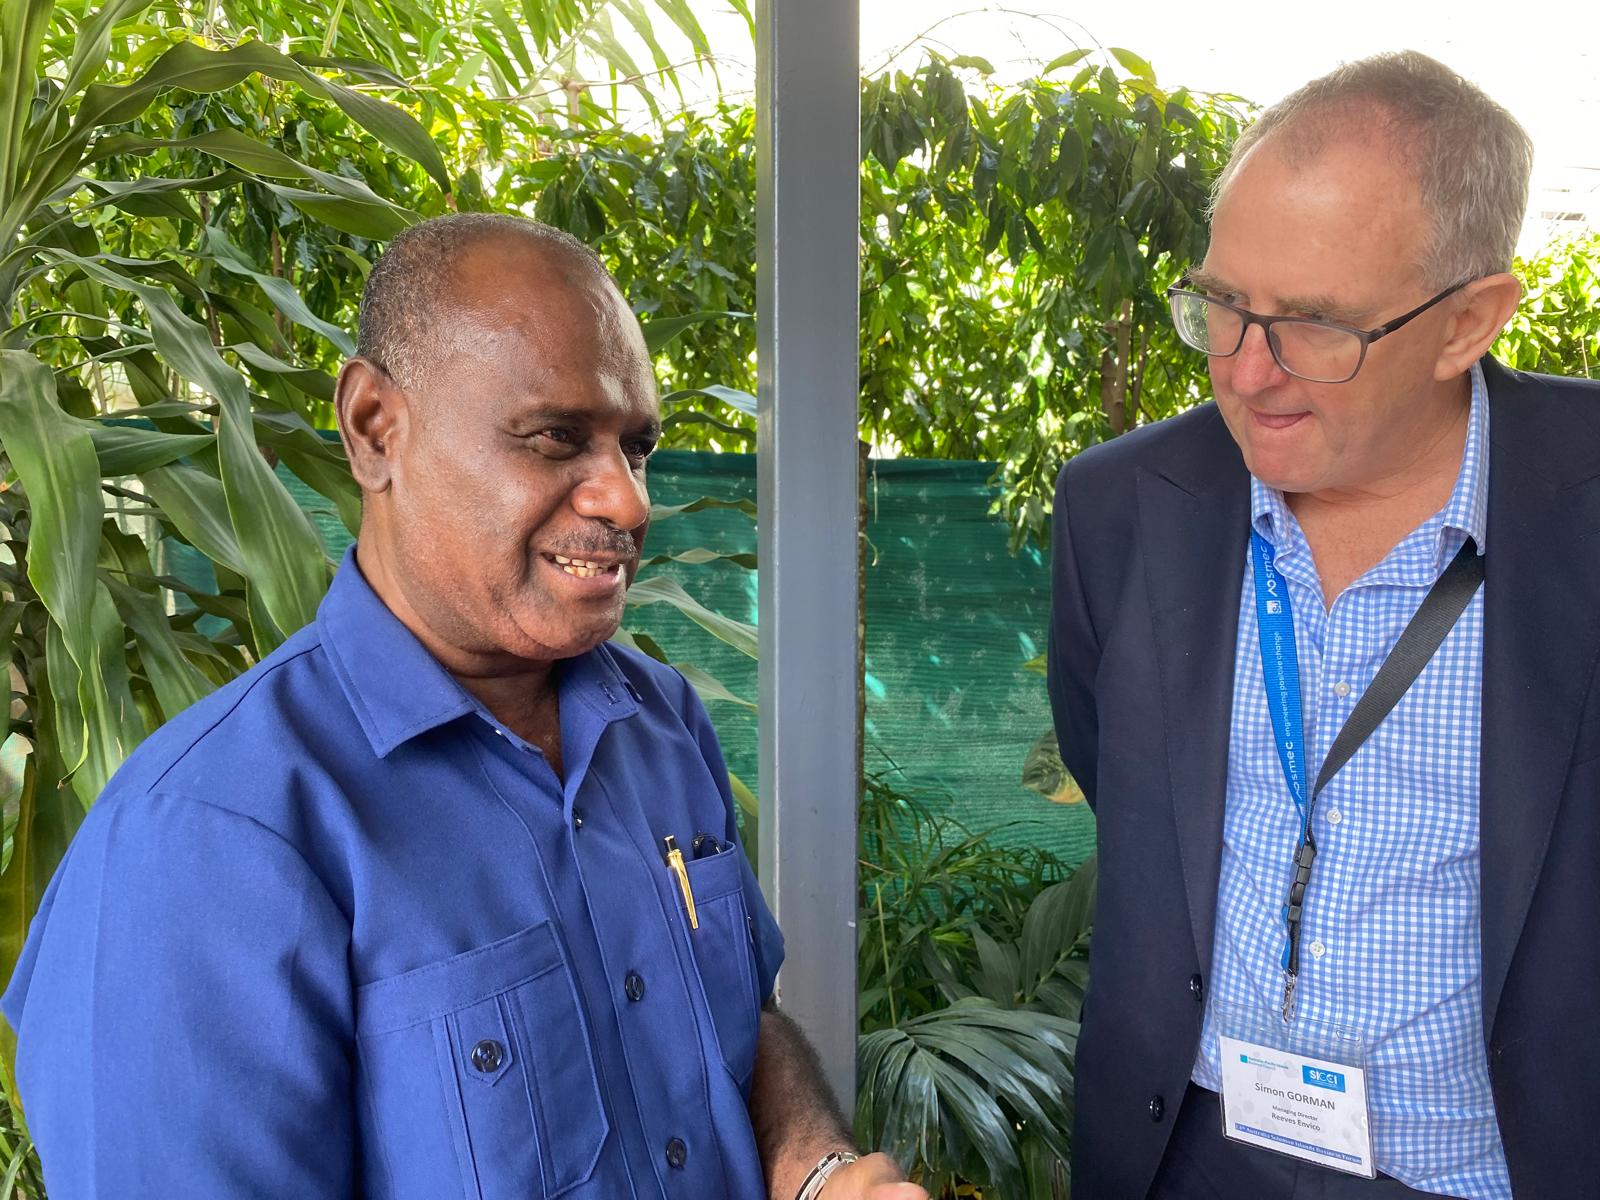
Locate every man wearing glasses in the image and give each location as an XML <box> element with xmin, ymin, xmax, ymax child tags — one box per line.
<box><xmin>1048</xmin><ymin>52</ymin><xmax>1599</xmax><ymax>1199</ymax></box>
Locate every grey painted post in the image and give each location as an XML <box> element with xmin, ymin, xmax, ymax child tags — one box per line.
<box><xmin>755</xmin><ymin>0</ymin><xmax>861</xmax><ymax>1111</ymax></box>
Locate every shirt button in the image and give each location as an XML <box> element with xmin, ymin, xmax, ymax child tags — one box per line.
<box><xmin>665</xmin><ymin>1137</ymin><xmax>688</xmax><ymax>1169</ymax></box>
<box><xmin>470</xmin><ymin>1039</ymin><xmax>504</xmax><ymax>1073</ymax></box>
<box><xmin>1189</xmin><ymin>974</ymin><xmax>1203</xmax><ymax>1003</ymax></box>
<box><xmin>1149</xmin><ymin>1094</ymin><xmax>1165</xmax><ymax>1122</ymax></box>
<box><xmin>1328</xmin><ymin>809</ymin><xmax>1343</xmax><ymax>826</ymax></box>
<box><xmin>572</xmin><ymin>808</ymin><xmax>585</xmax><ymax>830</ymax></box>
<box><xmin>624</xmin><ymin>971</ymin><xmax>646</xmax><ymax>1002</ymax></box>
<box><xmin>1333</xmin><ymin>681</ymin><xmax>1351</xmax><ymax>698</ymax></box>
<box><xmin>1309</xmin><ymin>940</ymin><xmax>1327</xmax><ymax>960</ymax></box>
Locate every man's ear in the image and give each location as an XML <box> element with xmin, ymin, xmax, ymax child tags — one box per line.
<box><xmin>1435</xmin><ymin>272</ymin><xmax>1521</xmax><ymax>381</ymax></box>
<box><xmin>336</xmin><ymin>357</ymin><xmax>408</xmax><ymax>493</ymax></box>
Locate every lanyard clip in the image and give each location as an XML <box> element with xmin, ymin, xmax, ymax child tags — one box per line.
<box><xmin>1281</xmin><ymin>971</ymin><xmax>1298</xmax><ymax>1023</ymax></box>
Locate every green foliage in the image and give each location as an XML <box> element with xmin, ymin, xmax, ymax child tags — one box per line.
<box><xmin>529</xmin><ymin>56</ymin><xmax>1248</xmax><ymax>544</ymax></box>
<box><xmin>856</xmin><ymin>781</ymin><xmax>1095</xmax><ymax>1197</ymax></box>
<box><xmin>1495</xmin><ymin>229</ymin><xmax>1600</xmax><ymax>379</ymax></box>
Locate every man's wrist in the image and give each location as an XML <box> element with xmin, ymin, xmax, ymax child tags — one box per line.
<box><xmin>794</xmin><ymin>1149</ymin><xmax>859</xmax><ymax>1200</ymax></box>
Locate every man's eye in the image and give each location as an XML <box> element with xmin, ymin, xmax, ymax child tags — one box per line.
<box><xmin>531</xmin><ymin>429</ymin><xmax>582</xmax><ymax>456</ymax></box>
<box><xmin>625</xmin><ymin>439</ymin><xmax>658</xmax><ymax>464</ymax></box>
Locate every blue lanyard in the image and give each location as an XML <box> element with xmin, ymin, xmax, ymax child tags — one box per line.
<box><xmin>1247</xmin><ymin>526</ymin><xmax>1486</xmax><ymax>1020</ymax></box>
<box><xmin>1248</xmin><ymin>530</ymin><xmax>1309</xmax><ymax>827</ymax></box>
<box><xmin>1248</xmin><ymin>529</ymin><xmax>1319</xmax><ymax>1017</ymax></box>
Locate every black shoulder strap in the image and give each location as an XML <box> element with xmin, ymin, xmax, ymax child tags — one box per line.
<box><xmin>1312</xmin><ymin>539</ymin><xmax>1485</xmax><ymax>799</ymax></box>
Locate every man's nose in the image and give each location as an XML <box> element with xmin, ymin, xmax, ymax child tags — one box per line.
<box><xmin>572</xmin><ymin>444</ymin><xmax>650</xmax><ymax>531</ymax></box>
<box><xmin>1230</xmin><ymin>323</ymin><xmax>1289</xmax><ymax>394</ymax></box>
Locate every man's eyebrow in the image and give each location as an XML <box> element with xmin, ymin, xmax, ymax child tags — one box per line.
<box><xmin>1186</xmin><ymin>270</ymin><xmax>1372</xmax><ymax>325</ymax></box>
<box><xmin>1274</xmin><ymin>291</ymin><xmax>1374</xmax><ymax>325</ymax></box>
<box><xmin>511</xmin><ymin>406</ymin><xmax>596</xmax><ymax>426</ymax></box>
<box><xmin>1184</xmin><ymin>268</ymin><xmax>1234</xmax><ymax>294</ymax></box>
<box><xmin>633</xmin><ymin>418</ymin><xmax>664</xmax><ymax>440</ymax></box>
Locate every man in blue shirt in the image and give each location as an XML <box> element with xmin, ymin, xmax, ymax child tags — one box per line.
<box><xmin>4</xmin><ymin>214</ymin><xmax>927</xmax><ymax>1200</ymax></box>
<box><xmin>1048</xmin><ymin>52</ymin><xmax>1600</xmax><ymax>1199</ymax></box>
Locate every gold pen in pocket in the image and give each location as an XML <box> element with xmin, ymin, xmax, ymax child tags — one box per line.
<box><xmin>662</xmin><ymin>835</ymin><xmax>699</xmax><ymax>930</ymax></box>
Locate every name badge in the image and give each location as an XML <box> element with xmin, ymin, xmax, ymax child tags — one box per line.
<box><xmin>1216</xmin><ymin>1007</ymin><xmax>1375</xmax><ymax>1178</ymax></box>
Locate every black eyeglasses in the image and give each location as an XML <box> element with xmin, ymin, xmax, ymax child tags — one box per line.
<box><xmin>1165</xmin><ymin>276</ymin><xmax>1471</xmax><ymax>384</ymax></box>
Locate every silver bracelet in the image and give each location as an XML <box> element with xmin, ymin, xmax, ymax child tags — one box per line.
<box><xmin>795</xmin><ymin>1149</ymin><xmax>859</xmax><ymax>1200</ymax></box>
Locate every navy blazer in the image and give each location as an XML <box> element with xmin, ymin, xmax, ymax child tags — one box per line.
<box><xmin>1047</xmin><ymin>357</ymin><xmax>1600</xmax><ymax>1198</ymax></box>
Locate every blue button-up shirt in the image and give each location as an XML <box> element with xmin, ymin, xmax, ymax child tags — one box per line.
<box><xmin>4</xmin><ymin>548</ymin><xmax>784</xmax><ymax>1199</ymax></box>
<box><xmin>1192</xmin><ymin>364</ymin><xmax>1511</xmax><ymax>1199</ymax></box>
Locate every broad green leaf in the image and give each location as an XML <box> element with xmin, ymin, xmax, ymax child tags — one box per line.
<box><xmin>260</xmin><ymin>182</ymin><xmax>416</xmax><ymax>240</ymax></box>
<box><xmin>0</xmin><ymin>352</ymin><xmax>102</xmax><ymax>646</ymax></box>
<box><xmin>626</xmin><ymin>574</ymin><xmax>757</xmax><ymax>658</ymax></box>
<box><xmin>1109</xmin><ymin>46</ymin><xmax>1157</xmax><ymax>85</ymax></box>
<box><xmin>201</xmin><ymin>227</ymin><xmax>357</xmax><ymax>354</ymax></box>
<box><xmin>673</xmin><ymin>662</ymin><xmax>754</xmax><ymax>711</ymax></box>
<box><xmin>104</xmin><ymin>575</ymin><xmax>214</xmax><ymax>721</ymax></box>
<box><xmin>640</xmin><ymin>311</ymin><xmax>750</xmax><ymax>354</ymax></box>
<box><xmin>659</xmin><ymin>409</ymin><xmax>754</xmax><ymax>446</ymax></box>
<box><xmin>649</xmin><ymin>495</ymin><xmax>757</xmax><ymax>522</ymax></box>
<box><xmin>229</xmin><ymin>342</ymin><xmax>337</xmax><ymax>403</ymax></box>
<box><xmin>89</xmin><ymin>424</ymin><xmax>213</xmax><ymax>476</ymax></box>
<box><xmin>59</xmin><ymin>0</ymin><xmax>156</xmax><ymax>102</ymax></box>
<box><xmin>642</xmin><ymin>547</ymin><xmax>757</xmax><ymax>570</ymax></box>
<box><xmin>139</xmin><ymin>464</ymin><xmax>246</xmax><ymax>575</ymax></box>
<box><xmin>660</xmin><ymin>384</ymin><xmax>757</xmax><ymax>416</ymax></box>
<box><xmin>1040</xmin><ymin>48</ymin><xmax>1093</xmax><ymax>76</ymax></box>
<box><xmin>0</xmin><ymin>0</ymin><xmax>52</xmax><ymax>214</ymax></box>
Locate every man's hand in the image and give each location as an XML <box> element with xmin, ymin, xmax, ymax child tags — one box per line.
<box><xmin>750</xmin><ymin>1009</ymin><xmax>928</xmax><ymax>1200</ymax></box>
<box><xmin>817</xmin><ymin>1152</ymin><xmax>928</xmax><ymax>1199</ymax></box>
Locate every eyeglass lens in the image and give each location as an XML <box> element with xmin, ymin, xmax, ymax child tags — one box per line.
<box><xmin>1169</xmin><ymin>293</ymin><xmax>1365</xmax><ymax>384</ymax></box>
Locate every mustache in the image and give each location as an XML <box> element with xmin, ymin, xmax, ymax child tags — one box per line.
<box><xmin>544</xmin><ymin>529</ymin><xmax>639</xmax><ymax>559</ymax></box>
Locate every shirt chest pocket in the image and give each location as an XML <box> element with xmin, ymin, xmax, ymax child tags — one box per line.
<box><xmin>355</xmin><ymin>922</ymin><xmax>609</xmax><ymax>1200</ymax></box>
<box><xmin>681</xmin><ymin>845</ymin><xmax>761</xmax><ymax>1090</ymax></box>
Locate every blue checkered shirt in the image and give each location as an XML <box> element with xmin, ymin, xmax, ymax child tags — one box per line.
<box><xmin>1190</xmin><ymin>363</ymin><xmax>1510</xmax><ymax>1198</ymax></box>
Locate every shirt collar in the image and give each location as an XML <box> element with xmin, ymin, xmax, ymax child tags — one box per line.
<box><xmin>1250</xmin><ymin>359</ymin><xmax>1491</xmax><ymax>567</ymax></box>
<box><xmin>318</xmin><ymin>547</ymin><xmax>639</xmax><ymax>759</ymax></box>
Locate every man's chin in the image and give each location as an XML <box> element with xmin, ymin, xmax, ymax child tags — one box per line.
<box><xmin>513</xmin><ymin>613</ymin><xmax>626</xmax><ymax>663</ymax></box>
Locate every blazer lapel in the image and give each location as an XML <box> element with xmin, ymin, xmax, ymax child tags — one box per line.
<box><xmin>1479</xmin><ymin>359</ymin><xmax>1600</xmax><ymax>1038</ymax></box>
<box><xmin>1135</xmin><ymin>412</ymin><xmax>1250</xmax><ymax>976</ymax></box>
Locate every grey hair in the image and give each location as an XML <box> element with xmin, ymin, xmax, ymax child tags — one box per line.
<box><xmin>357</xmin><ymin>212</ymin><xmax>608</xmax><ymax>387</ymax></box>
<box><xmin>1211</xmin><ymin>51</ymin><xmax>1533</xmax><ymax>288</ymax></box>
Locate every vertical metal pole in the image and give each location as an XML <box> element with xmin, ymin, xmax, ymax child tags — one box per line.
<box><xmin>755</xmin><ymin>0</ymin><xmax>861</xmax><ymax>1110</ymax></box>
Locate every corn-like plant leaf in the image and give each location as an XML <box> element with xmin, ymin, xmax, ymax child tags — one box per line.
<box><xmin>0</xmin><ymin>0</ymin><xmax>53</xmax><ymax>212</ymax></box>
<box><xmin>672</xmin><ymin>662</ymin><xmax>754</xmax><ymax>711</ymax></box>
<box><xmin>42</xmin><ymin>250</ymin><xmax>328</xmax><ymax>645</ymax></box>
<box><xmin>58</xmin><ymin>0</ymin><xmax>155</xmax><ymax>102</ymax></box>
<box><xmin>89</xmin><ymin>423</ymin><xmax>212</xmax><ymax>476</ymax></box>
<box><xmin>649</xmin><ymin>495</ymin><xmax>757</xmax><ymax>522</ymax></box>
<box><xmin>0</xmin><ymin>352</ymin><xmax>103</xmax><ymax>650</ymax></box>
<box><xmin>201</xmin><ymin>227</ymin><xmax>356</xmax><ymax>354</ymax></box>
<box><xmin>641</xmin><ymin>547</ymin><xmax>757</xmax><ymax>569</ymax></box>
<box><xmin>626</xmin><ymin>573</ymin><xmax>756</xmax><ymax>659</ymax></box>
<box><xmin>138</xmin><ymin>463</ymin><xmax>245</xmax><ymax>575</ymax></box>
<box><xmin>103</xmin><ymin>575</ymin><xmax>214</xmax><ymax>722</ymax></box>
<box><xmin>21</xmin><ymin>39</ymin><xmax>449</xmax><ymax>228</ymax></box>
<box><xmin>0</xmin><ymin>352</ymin><xmax>145</xmax><ymax>797</ymax></box>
